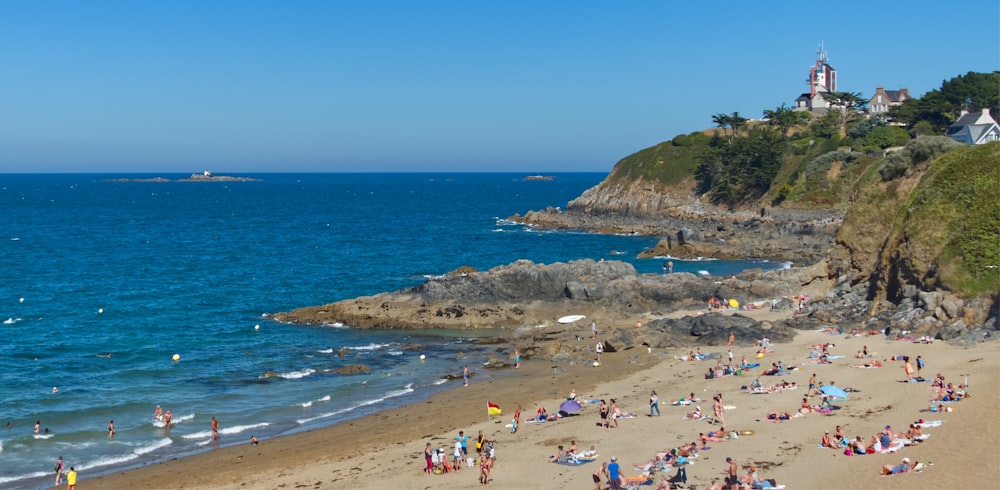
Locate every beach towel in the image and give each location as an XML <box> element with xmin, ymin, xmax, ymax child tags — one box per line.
<box><xmin>556</xmin><ymin>458</ymin><xmax>596</xmax><ymax>466</ymax></box>
<box><xmin>874</xmin><ymin>440</ymin><xmax>905</xmax><ymax>454</ymax></box>
<box><xmin>917</xmin><ymin>420</ymin><xmax>943</xmax><ymax>428</ymax></box>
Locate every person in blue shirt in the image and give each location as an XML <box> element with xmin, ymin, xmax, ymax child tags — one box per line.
<box><xmin>607</xmin><ymin>456</ymin><xmax>624</xmax><ymax>490</ymax></box>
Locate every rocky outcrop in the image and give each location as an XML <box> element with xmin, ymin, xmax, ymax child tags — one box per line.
<box><xmin>510</xmin><ymin>178</ymin><xmax>841</xmax><ymax>265</ymax></box>
<box><xmin>271</xmin><ymin>259</ymin><xmax>826</xmax><ymax>330</ymax></box>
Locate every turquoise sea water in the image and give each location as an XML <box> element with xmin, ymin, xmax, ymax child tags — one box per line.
<box><xmin>0</xmin><ymin>173</ymin><xmax>787</xmax><ymax>488</ymax></box>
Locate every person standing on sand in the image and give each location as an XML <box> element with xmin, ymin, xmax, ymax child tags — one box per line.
<box><xmin>514</xmin><ymin>348</ymin><xmax>520</xmax><ymax>368</ymax></box>
<box><xmin>591</xmin><ymin>322</ymin><xmax>598</xmax><ymax>339</ymax></box>
<box><xmin>66</xmin><ymin>467</ymin><xmax>77</xmax><ymax>490</ymax></box>
<box><xmin>424</xmin><ymin>442</ymin><xmax>434</xmax><ymax>474</ymax></box>
<box><xmin>725</xmin><ymin>457</ymin><xmax>739</xmax><ymax>490</ymax></box>
<box><xmin>904</xmin><ymin>356</ymin><xmax>914</xmax><ymax>382</ymax></box>
<box><xmin>457</xmin><ymin>430</ymin><xmax>468</xmax><ymax>459</ymax></box>
<box><xmin>595</xmin><ymin>341</ymin><xmax>603</xmax><ymax>361</ymax></box>
<box><xmin>607</xmin><ymin>456</ymin><xmax>624</xmax><ymax>490</ymax></box>
<box><xmin>211</xmin><ymin>416</ymin><xmax>219</xmax><ymax>441</ymax></box>
<box><xmin>649</xmin><ymin>390</ymin><xmax>660</xmax><ymax>416</ymax></box>
<box><xmin>916</xmin><ymin>355</ymin><xmax>924</xmax><ymax>376</ymax></box>
<box><xmin>728</xmin><ymin>332</ymin><xmax>735</xmax><ymax>346</ymax></box>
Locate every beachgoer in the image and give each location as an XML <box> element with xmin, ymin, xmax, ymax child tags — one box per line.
<box><xmin>464</xmin><ymin>365</ymin><xmax>469</xmax><ymax>386</ymax></box>
<box><xmin>713</xmin><ymin>396</ymin><xmax>726</xmax><ymax>425</ymax></box>
<box><xmin>108</xmin><ymin>420</ymin><xmax>115</xmax><ymax>438</ymax></box>
<box><xmin>251</xmin><ymin>436</ymin><xmax>259</xmax><ymax>445</ymax></box>
<box><xmin>211</xmin><ymin>416</ymin><xmax>219</xmax><ymax>441</ymax></box>
<box><xmin>595</xmin><ymin>341</ymin><xmax>604</xmax><ymax>361</ymax></box>
<box><xmin>882</xmin><ymin>457</ymin><xmax>916</xmax><ymax>475</ymax></box>
<box><xmin>904</xmin><ymin>356</ymin><xmax>914</xmax><ymax>381</ymax></box>
<box><xmin>599</xmin><ymin>400</ymin><xmax>610</xmax><ymax>429</ymax></box>
<box><xmin>916</xmin><ymin>355</ymin><xmax>924</xmax><ymax>375</ymax></box>
<box><xmin>55</xmin><ymin>456</ymin><xmax>64</xmax><ymax>485</ymax></box>
<box><xmin>67</xmin><ymin>467</ymin><xmax>77</xmax><ymax>490</ymax></box>
<box><xmin>476</xmin><ymin>430</ymin><xmax>486</xmax><ymax>457</ymax></box>
<box><xmin>154</xmin><ymin>405</ymin><xmax>163</xmax><ymax>422</ymax></box>
<box><xmin>649</xmin><ymin>390</ymin><xmax>661</xmax><ymax>416</ymax></box>
<box><xmin>34</xmin><ymin>420</ymin><xmax>40</xmax><ymax>434</ymax></box>
<box><xmin>593</xmin><ymin>462</ymin><xmax>608</xmax><ymax>490</ymax></box>
<box><xmin>609</xmin><ymin>399</ymin><xmax>620</xmax><ymax>428</ymax></box>
<box><xmin>591</xmin><ymin>322</ymin><xmax>598</xmax><ymax>339</ymax></box>
<box><xmin>454</xmin><ymin>440</ymin><xmax>463</xmax><ymax>470</ymax></box>
<box><xmin>726</xmin><ymin>457</ymin><xmax>739</xmax><ymax>490</ymax></box>
<box><xmin>513</xmin><ymin>405</ymin><xmax>522</xmax><ymax>432</ymax></box>
<box><xmin>457</xmin><ymin>431</ymin><xmax>468</xmax><ymax>458</ymax></box>
<box><xmin>549</xmin><ymin>445</ymin><xmax>567</xmax><ymax>463</ymax></box>
<box><xmin>567</xmin><ymin>440</ymin><xmax>578</xmax><ymax>458</ymax></box>
<box><xmin>479</xmin><ymin>454</ymin><xmax>492</xmax><ymax>484</ymax></box>
<box><xmin>568</xmin><ymin>389</ymin><xmax>577</xmax><ymax>401</ymax></box>
<box><xmin>668</xmin><ymin>261</ymin><xmax>673</xmax><ymax>273</ymax></box>
<box><xmin>608</xmin><ymin>456</ymin><xmax>624</xmax><ymax>490</ymax></box>
<box><xmin>514</xmin><ymin>348</ymin><xmax>520</xmax><ymax>368</ymax></box>
<box><xmin>424</xmin><ymin>442</ymin><xmax>434</xmax><ymax>474</ymax></box>
<box><xmin>728</xmin><ymin>332</ymin><xmax>735</xmax><ymax>346</ymax></box>
<box><xmin>164</xmin><ymin>410</ymin><xmax>172</xmax><ymax>429</ymax></box>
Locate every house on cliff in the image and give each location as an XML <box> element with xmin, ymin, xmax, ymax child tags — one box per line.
<box><xmin>947</xmin><ymin>108</ymin><xmax>1000</xmax><ymax>145</ymax></box>
<box><xmin>794</xmin><ymin>45</ymin><xmax>837</xmax><ymax>113</ymax></box>
<box><xmin>869</xmin><ymin>86</ymin><xmax>911</xmax><ymax>114</ymax></box>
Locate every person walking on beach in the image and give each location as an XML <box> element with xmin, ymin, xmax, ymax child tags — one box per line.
<box><xmin>514</xmin><ymin>348</ymin><xmax>520</xmax><ymax>368</ymax></box>
<box><xmin>54</xmin><ymin>456</ymin><xmax>64</xmax><ymax>485</ymax></box>
<box><xmin>591</xmin><ymin>321</ymin><xmax>598</xmax><ymax>339</ymax></box>
<box><xmin>649</xmin><ymin>390</ymin><xmax>661</xmax><ymax>416</ymax></box>
<box><xmin>463</xmin><ymin>365</ymin><xmax>469</xmax><ymax>386</ymax></box>
<box><xmin>595</xmin><ymin>341</ymin><xmax>603</xmax><ymax>362</ymax></box>
<box><xmin>66</xmin><ymin>467</ymin><xmax>77</xmax><ymax>490</ymax></box>
<box><xmin>211</xmin><ymin>416</ymin><xmax>220</xmax><ymax>441</ymax></box>
<box><xmin>476</xmin><ymin>430</ymin><xmax>486</xmax><ymax>459</ymax></box>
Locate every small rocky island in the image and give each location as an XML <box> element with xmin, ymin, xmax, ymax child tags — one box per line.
<box><xmin>105</xmin><ymin>170</ymin><xmax>261</xmax><ymax>183</ymax></box>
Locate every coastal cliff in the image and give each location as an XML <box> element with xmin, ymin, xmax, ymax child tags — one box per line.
<box><xmin>275</xmin><ymin>133</ymin><xmax>997</xmax><ymax>347</ymax></box>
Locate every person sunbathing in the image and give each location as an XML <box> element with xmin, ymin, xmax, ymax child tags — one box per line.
<box><xmin>766</xmin><ymin>410</ymin><xmax>791</xmax><ymax>421</ymax></box>
<box><xmin>549</xmin><ymin>445</ymin><xmax>568</xmax><ymax>463</ymax></box>
<box><xmin>851</xmin><ymin>436</ymin><xmax>867</xmax><ymax>455</ymax></box>
<box><xmin>685</xmin><ymin>406</ymin><xmax>703</xmax><ymax>419</ymax></box>
<box><xmin>905</xmin><ymin>424</ymin><xmax>923</xmax><ymax>440</ymax></box>
<box><xmin>799</xmin><ymin>398</ymin><xmax>813</xmax><ymax>414</ymax></box>
<box><xmin>821</xmin><ymin>431</ymin><xmax>837</xmax><ymax>448</ymax></box>
<box><xmin>881</xmin><ymin>457</ymin><xmax>917</xmax><ymax>475</ymax></box>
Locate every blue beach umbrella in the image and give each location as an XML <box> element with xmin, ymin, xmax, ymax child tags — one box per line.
<box><xmin>820</xmin><ymin>385</ymin><xmax>849</xmax><ymax>400</ymax></box>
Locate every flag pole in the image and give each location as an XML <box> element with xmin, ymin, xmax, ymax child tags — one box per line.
<box><xmin>486</xmin><ymin>401</ymin><xmax>491</xmax><ymax>422</ymax></box>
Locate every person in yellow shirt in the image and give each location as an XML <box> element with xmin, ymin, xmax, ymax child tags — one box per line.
<box><xmin>67</xmin><ymin>467</ymin><xmax>77</xmax><ymax>489</ymax></box>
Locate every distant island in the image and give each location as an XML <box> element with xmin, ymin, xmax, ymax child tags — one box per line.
<box><xmin>105</xmin><ymin>170</ymin><xmax>261</xmax><ymax>183</ymax></box>
<box><xmin>523</xmin><ymin>175</ymin><xmax>555</xmax><ymax>181</ymax></box>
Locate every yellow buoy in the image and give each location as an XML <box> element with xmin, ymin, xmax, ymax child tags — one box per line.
<box><xmin>172</xmin><ymin>354</ymin><xmax>181</xmax><ymax>362</ymax></box>
<box><xmin>756</xmin><ymin>353</ymin><xmax>764</xmax><ymax>359</ymax></box>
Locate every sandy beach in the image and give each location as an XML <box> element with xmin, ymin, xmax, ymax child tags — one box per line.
<box><xmin>91</xmin><ymin>305</ymin><xmax>999</xmax><ymax>490</ymax></box>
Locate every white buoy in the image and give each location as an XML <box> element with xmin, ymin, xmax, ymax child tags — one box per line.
<box><xmin>254</xmin><ymin>324</ymin><xmax>260</xmax><ymax>331</ymax></box>
<box><xmin>419</xmin><ymin>354</ymin><xmax>426</xmax><ymax>361</ymax></box>
<box><xmin>172</xmin><ymin>354</ymin><xmax>180</xmax><ymax>362</ymax></box>
<box><xmin>98</xmin><ymin>308</ymin><xmax>104</xmax><ymax>314</ymax></box>
<box><xmin>19</xmin><ymin>297</ymin><xmax>24</xmax><ymax>303</ymax></box>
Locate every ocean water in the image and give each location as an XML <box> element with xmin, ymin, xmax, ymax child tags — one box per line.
<box><xmin>0</xmin><ymin>173</ymin><xmax>787</xmax><ymax>488</ymax></box>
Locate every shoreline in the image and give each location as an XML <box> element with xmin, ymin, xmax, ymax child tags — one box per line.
<box><xmin>90</xmin><ymin>306</ymin><xmax>1000</xmax><ymax>489</ymax></box>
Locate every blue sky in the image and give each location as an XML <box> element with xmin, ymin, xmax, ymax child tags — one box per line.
<box><xmin>2</xmin><ymin>1</ymin><xmax>997</xmax><ymax>173</ymax></box>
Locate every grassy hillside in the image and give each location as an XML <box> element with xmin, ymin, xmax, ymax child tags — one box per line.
<box><xmin>605</xmin><ymin>132</ymin><xmax>711</xmax><ymax>188</ymax></box>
